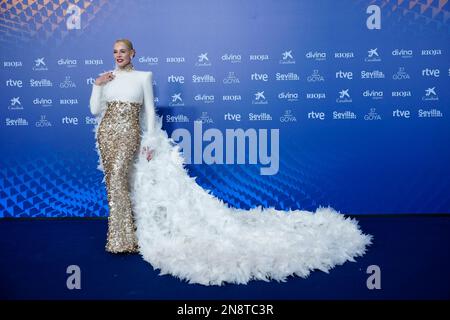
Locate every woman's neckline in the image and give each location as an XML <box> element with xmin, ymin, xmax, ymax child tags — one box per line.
<box><xmin>113</xmin><ymin>62</ymin><xmax>135</xmax><ymax>73</ymax></box>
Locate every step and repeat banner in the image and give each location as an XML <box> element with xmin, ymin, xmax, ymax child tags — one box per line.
<box><xmin>1</xmin><ymin>0</ymin><xmax>449</xmax><ymax>217</ymax></box>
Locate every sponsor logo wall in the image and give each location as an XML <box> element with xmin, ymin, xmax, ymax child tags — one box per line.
<box><xmin>1</xmin><ymin>0</ymin><xmax>449</xmax><ymax>216</ymax></box>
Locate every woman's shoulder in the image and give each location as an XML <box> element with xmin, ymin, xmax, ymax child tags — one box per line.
<box><xmin>134</xmin><ymin>70</ymin><xmax>153</xmax><ymax>77</ymax></box>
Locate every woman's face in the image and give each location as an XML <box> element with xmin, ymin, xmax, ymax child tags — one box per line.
<box><xmin>113</xmin><ymin>42</ymin><xmax>134</xmax><ymax>68</ymax></box>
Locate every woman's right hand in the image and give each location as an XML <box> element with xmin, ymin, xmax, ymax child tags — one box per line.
<box><xmin>94</xmin><ymin>71</ymin><xmax>115</xmax><ymax>86</ymax></box>
<box><xmin>141</xmin><ymin>146</ymin><xmax>155</xmax><ymax>162</ymax></box>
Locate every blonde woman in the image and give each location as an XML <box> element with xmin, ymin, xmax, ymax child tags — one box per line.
<box><xmin>90</xmin><ymin>39</ymin><xmax>154</xmax><ymax>253</ymax></box>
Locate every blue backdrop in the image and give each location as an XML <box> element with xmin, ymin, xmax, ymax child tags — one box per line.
<box><xmin>1</xmin><ymin>0</ymin><xmax>449</xmax><ymax>217</ymax></box>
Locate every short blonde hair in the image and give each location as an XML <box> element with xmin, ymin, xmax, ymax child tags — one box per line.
<box><xmin>114</xmin><ymin>39</ymin><xmax>135</xmax><ymax>58</ymax></box>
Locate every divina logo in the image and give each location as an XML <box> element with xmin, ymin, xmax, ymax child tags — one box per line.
<box><xmin>392</xmin><ymin>49</ymin><xmax>413</xmax><ymax>58</ymax></box>
<box><xmin>58</xmin><ymin>58</ymin><xmax>77</xmax><ymax>67</ymax></box>
<box><xmin>139</xmin><ymin>56</ymin><xmax>159</xmax><ymax>65</ymax></box>
<box><xmin>194</xmin><ymin>94</ymin><xmax>214</xmax><ymax>104</ymax></box>
<box><xmin>33</xmin><ymin>98</ymin><xmax>52</xmax><ymax>107</ymax></box>
<box><xmin>278</xmin><ymin>92</ymin><xmax>299</xmax><ymax>102</ymax></box>
<box><xmin>171</xmin><ymin>120</ymin><xmax>279</xmax><ymax>175</ymax></box>
<box><xmin>221</xmin><ymin>54</ymin><xmax>242</xmax><ymax>63</ymax></box>
<box><xmin>305</xmin><ymin>51</ymin><xmax>326</xmax><ymax>61</ymax></box>
<box><xmin>363</xmin><ymin>90</ymin><xmax>383</xmax><ymax>99</ymax></box>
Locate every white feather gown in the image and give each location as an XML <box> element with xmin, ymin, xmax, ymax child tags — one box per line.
<box><xmin>91</xmin><ymin>68</ymin><xmax>373</xmax><ymax>286</ymax></box>
<box><xmin>132</xmin><ymin>117</ymin><xmax>372</xmax><ymax>286</ymax></box>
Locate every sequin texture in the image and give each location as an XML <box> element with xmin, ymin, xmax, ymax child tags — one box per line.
<box><xmin>97</xmin><ymin>100</ymin><xmax>142</xmax><ymax>253</ymax></box>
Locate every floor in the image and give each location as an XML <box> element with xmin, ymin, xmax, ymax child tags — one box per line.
<box><xmin>0</xmin><ymin>216</ymin><xmax>449</xmax><ymax>300</ymax></box>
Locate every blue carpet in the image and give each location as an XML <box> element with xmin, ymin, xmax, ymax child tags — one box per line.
<box><xmin>0</xmin><ymin>216</ymin><xmax>449</xmax><ymax>300</ymax></box>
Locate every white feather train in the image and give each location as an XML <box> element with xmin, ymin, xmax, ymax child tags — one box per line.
<box><xmin>93</xmin><ymin>115</ymin><xmax>373</xmax><ymax>286</ymax></box>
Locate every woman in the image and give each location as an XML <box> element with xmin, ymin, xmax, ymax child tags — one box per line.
<box><xmin>90</xmin><ymin>39</ymin><xmax>372</xmax><ymax>286</ymax></box>
<box><xmin>90</xmin><ymin>39</ymin><xmax>155</xmax><ymax>253</ymax></box>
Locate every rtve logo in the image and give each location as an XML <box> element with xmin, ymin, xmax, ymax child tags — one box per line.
<box><xmin>224</xmin><ymin>113</ymin><xmax>242</xmax><ymax>121</ymax></box>
<box><xmin>421</xmin><ymin>68</ymin><xmax>440</xmax><ymax>77</ymax></box>
<box><xmin>168</xmin><ymin>75</ymin><xmax>185</xmax><ymax>83</ymax></box>
<box><xmin>335</xmin><ymin>71</ymin><xmax>353</xmax><ymax>80</ymax></box>
<box><xmin>251</xmin><ymin>73</ymin><xmax>269</xmax><ymax>81</ymax></box>
<box><xmin>6</xmin><ymin>79</ymin><xmax>23</xmax><ymax>87</ymax></box>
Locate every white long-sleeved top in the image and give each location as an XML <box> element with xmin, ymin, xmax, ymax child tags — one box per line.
<box><xmin>89</xmin><ymin>69</ymin><xmax>156</xmax><ymax>133</ymax></box>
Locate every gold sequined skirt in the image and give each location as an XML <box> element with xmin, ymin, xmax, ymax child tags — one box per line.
<box><xmin>97</xmin><ymin>100</ymin><xmax>142</xmax><ymax>253</ymax></box>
